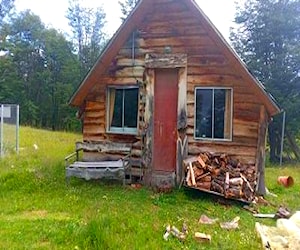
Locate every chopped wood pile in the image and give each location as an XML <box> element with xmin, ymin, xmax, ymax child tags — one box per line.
<box><xmin>184</xmin><ymin>153</ymin><xmax>256</xmax><ymax>202</ymax></box>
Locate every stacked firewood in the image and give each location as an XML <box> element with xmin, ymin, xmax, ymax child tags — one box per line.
<box><xmin>184</xmin><ymin>152</ymin><xmax>256</xmax><ymax>202</ymax></box>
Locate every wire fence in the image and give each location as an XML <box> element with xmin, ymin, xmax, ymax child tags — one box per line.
<box><xmin>0</xmin><ymin>104</ymin><xmax>19</xmax><ymax>157</ymax></box>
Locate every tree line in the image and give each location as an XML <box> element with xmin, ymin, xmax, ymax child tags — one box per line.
<box><xmin>230</xmin><ymin>0</ymin><xmax>300</xmax><ymax>162</ymax></box>
<box><xmin>0</xmin><ymin>0</ymin><xmax>108</xmax><ymax>131</ymax></box>
<box><xmin>1</xmin><ymin>0</ymin><xmax>300</xmax><ymax>162</ymax></box>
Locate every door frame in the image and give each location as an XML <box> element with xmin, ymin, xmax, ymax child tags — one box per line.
<box><xmin>144</xmin><ymin>53</ymin><xmax>187</xmax><ymax>186</ymax></box>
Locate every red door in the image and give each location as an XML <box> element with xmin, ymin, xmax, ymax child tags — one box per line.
<box><xmin>153</xmin><ymin>69</ymin><xmax>178</xmax><ymax>172</ymax></box>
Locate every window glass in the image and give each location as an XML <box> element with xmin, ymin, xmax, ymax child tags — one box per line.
<box><xmin>108</xmin><ymin>86</ymin><xmax>139</xmax><ymax>134</ymax></box>
<box><xmin>124</xmin><ymin>88</ymin><xmax>138</xmax><ymax>128</ymax></box>
<box><xmin>195</xmin><ymin>89</ymin><xmax>212</xmax><ymax>138</ymax></box>
<box><xmin>214</xmin><ymin>89</ymin><xmax>226</xmax><ymax>139</ymax></box>
<box><xmin>195</xmin><ymin>88</ymin><xmax>232</xmax><ymax>140</ymax></box>
<box><xmin>111</xmin><ymin>89</ymin><xmax>123</xmax><ymax>128</ymax></box>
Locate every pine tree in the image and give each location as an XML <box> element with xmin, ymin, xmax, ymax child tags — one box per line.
<box><xmin>230</xmin><ymin>0</ymin><xmax>300</xmax><ymax>162</ymax></box>
<box><xmin>119</xmin><ymin>0</ymin><xmax>140</xmax><ymax>22</ymax></box>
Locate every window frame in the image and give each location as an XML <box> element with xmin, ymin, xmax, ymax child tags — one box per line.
<box><xmin>194</xmin><ymin>87</ymin><xmax>233</xmax><ymax>141</ymax></box>
<box><xmin>106</xmin><ymin>85</ymin><xmax>139</xmax><ymax>135</ymax></box>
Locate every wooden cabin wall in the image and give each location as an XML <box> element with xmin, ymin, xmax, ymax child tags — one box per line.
<box><xmin>81</xmin><ymin>0</ymin><xmax>269</xmax><ymax>169</ymax></box>
<box><xmin>138</xmin><ymin>0</ymin><xmax>264</xmax><ymax>164</ymax></box>
<box><xmin>81</xmin><ymin>34</ymin><xmax>146</xmax><ymax>170</ymax></box>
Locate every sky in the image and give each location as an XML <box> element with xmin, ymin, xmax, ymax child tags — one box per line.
<box><xmin>14</xmin><ymin>0</ymin><xmax>240</xmax><ymax>41</ymax></box>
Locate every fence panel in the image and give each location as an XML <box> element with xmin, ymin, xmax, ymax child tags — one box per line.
<box><xmin>0</xmin><ymin>104</ymin><xmax>19</xmax><ymax>157</ymax></box>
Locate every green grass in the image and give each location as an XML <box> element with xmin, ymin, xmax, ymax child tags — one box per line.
<box><xmin>1</xmin><ymin>123</ymin><xmax>18</xmax><ymax>155</ymax></box>
<box><xmin>0</xmin><ymin>126</ymin><xmax>299</xmax><ymax>249</ymax></box>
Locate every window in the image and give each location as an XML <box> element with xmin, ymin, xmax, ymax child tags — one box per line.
<box><xmin>107</xmin><ymin>86</ymin><xmax>139</xmax><ymax>134</ymax></box>
<box><xmin>195</xmin><ymin>87</ymin><xmax>232</xmax><ymax>140</ymax></box>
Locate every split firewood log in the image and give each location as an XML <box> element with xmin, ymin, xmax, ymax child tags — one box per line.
<box><xmin>200</xmin><ymin>175</ymin><xmax>212</xmax><ymax>183</ymax></box>
<box><xmin>228</xmin><ymin>159</ymin><xmax>238</xmax><ymax>168</ymax></box>
<box><xmin>189</xmin><ymin>162</ymin><xmax>196</xmax><ymax>186</ymax></box>
<box><xmin>197</xmin><ymin>155</ymin><xmax>206</xmax><ymax>168</ymax></box>
<box><xmin>226</xmin><ymin>187</ymin><xmax>243</xmax><ymax>198</ymax></box>
<box><xmin>199</xmin><ymin>152</ymin><xmax>210</xmax><ymax>164</ymax></box>
<box><xmin>186</xmin><ymin>166</ymin><xmax>192</xmax><ymax>186</ymax></box>
<box><xmin>193</xmin><ymin>167</ymin><xmax>204</xmax><ymax>179</ymax></box>
<box><xmin>220</xmin><ymin>154</ymin><xmax>228</xmax><ymax>163</ymax></box>
<box><xmin>195</xmin><ymin>172</ymin><xmax>210</xmax><ymax>182</ymax></box>
<box><xmin>213</xmin><ymin>176</ymin><xmax>225</xmax><ymax>184</ymax></box>
<box><xmin>197</xmin><ymin>182</ymin><xmax>211</xmax><ymax>190</ymax></box>
<box><xmin>225</xmin><ymin>172</ymin><xmax>230</xmax><ymax>191</ymax></box>
<box><xmin>206</xmin><ymin>165</ymin><xmax>214</xmax><ymax>172</ymax></box>
<box><xmin>194</xmin><ymin>232</ymin><xmax>211</xmax><ymax>243</ymax></box>
<box><xmin>240</xmin><ymin>174</ymin><xmax>254</xmax><ymax>193</ymax></box>
<box><xmin>220</xmin><ymin>160</ymin><xmax>226</xmax><ymax>169</ymax></box>
<box><xmin>213</xmin><ymin>157</ymin><xmax>220</xmax><ymax>165</ymax></box>
<box><xmin>210</xmin><ymin>167</ymin><xmax>221</xmax><ymax>178</ymax></box>
<box><xmin>229</xmin><ymin>177</ymin><xmax>243</xmax><ymax>186</ymax></box>
<box><xmin>211</xmin><ymin>181</ymin><xmax>224</xmax><ymax>194</ymax></box>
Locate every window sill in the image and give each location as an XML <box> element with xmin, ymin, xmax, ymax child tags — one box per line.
<box><xmin>194</xmin><ymin>137</ymin><xmax>232</xmax><ymax>142</ymax></box>
<box><xmin>106</xmin><ymin>130</ymin><xmax>138</xmax><ymax>136</ymax></box>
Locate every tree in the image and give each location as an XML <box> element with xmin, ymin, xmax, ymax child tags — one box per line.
<box><xmin>119</xmin><ymin>0</ymin><xmax>139</xmax><ymax>22</ymax></box>
<box><xmin>0</xmin><ymin>10</ymin><xmax>81</xmax><ymax>130</ymax></box>
<box><xmin>40</xmin><ymin>28</ymin><xmax>81</xmax><ymax>130</ymax></box>
<box><xmin>230</xmin><ymin>0</ymin><xmax>300</xmax><ymax>162</ymax></box>
<box><xmin>0</xmin><ymin>0</ymin><xmax>14</xmax><ymax>25</ymax></box>
<box><xmin>66</xmin><ymin>0</ymin><xmax>107</xmax><ymax>78</ymax></box>
<box><xmin>1</xmin><ymin>10</ymin><xmax>47</xmax><ymax>125</ymax></box>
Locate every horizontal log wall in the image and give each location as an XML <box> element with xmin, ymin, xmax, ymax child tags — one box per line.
<box><xmin>81</xmin><ymin>0</ymin><xmax>268</xmax><ymax>171</ymax></box>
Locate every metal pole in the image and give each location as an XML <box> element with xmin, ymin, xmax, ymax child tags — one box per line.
<box><xmin>0</xmin><ymin>104</ymin><xmax>3</xmax><ymax>157</ymax></box>
<box><xmin>16</xmin><ymin>105</ymin><xmax>19</xmax><ymax>154</ymax></box>
<box><xmin>280</xmin><ymin>111</ymin><xmax>286</xmax><ymax>166</ymax></box>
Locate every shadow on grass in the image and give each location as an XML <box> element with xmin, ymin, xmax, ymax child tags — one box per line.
<box><xmin>182</xmin><ymin>186</ymin><xmax>246</xmax><ymax>207</ymax></box>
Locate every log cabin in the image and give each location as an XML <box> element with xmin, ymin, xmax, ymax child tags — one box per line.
<box><xmin>68</xmin><ymin>0</ymin><xmax>280</xmax><ymax>196</ymax></box>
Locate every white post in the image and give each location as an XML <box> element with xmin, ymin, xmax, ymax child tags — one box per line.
<box><xmin>0</xmin><ymin>104</ymin><xmax>3</xmax><ymax>157</ymax></box>
<box><xmin>16</xmin><ymin>105</ymin><xmax>20</xmax><ymax>154</ymax></box>
<box><xmin>280</xmin><ymin>111</ymin><xmax>286</xmax><ymax>166</ymax></box>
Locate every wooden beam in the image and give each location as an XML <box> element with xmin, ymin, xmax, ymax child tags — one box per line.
<box><xmin>145</xmin><ymin>53</ymin><xmax>187</xmax><ymax>68</ymax></box>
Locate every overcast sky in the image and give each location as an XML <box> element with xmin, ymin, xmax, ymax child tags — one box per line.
<box><xmin>15</xmin><ymin>0</ymin><xmax>240</xmax><ymax>41</ymax></box>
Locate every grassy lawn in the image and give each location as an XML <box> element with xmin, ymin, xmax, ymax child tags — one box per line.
<box><xmin>0</xmin><ymin>126</ymin><xmax>299</xmax><ymax>249</ymax></box>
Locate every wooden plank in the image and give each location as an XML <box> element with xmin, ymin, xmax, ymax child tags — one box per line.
<box><xmin>94</xmin><ymin>77</ymin><xmax>142</xmax><ymax>86</ymax></box>
<box><xmin>187</xmin><ymin>74</ymin><xmax>242</xmax><ymax>85</ymax></box>
<box><xmin>115</xmin><ymin>58</ymin><xmax>145</xmax><ymax>67</ymax></box>
<box><xmin>114</xmin><ymin>66</ymin><xmax>145</xmax><ymax>78</ymax></box>
<box><xmin>185</xmin><ymin>125</ymin><xmax>258</xmax><ymax>146</ymax></box>
<box><xmin>70</xmin><ymin>160</ymin><xmax>125</xmax><ymax>168</ymax></box>
<box><xmin>188</xmin><ymin>143</ymin><xmax>256</xmax><ymax>159</ymax></box>
<box><xmin>117</xmin><ymin>48</ymin><xmax>149</xmax><ymax>57</ymax></box>
<box><xmin>140</xmin><ymin>23</ymin><xmax>207</xmax><ymax>37</ymax></box>
<box><xmin>84</xmin><ymin>118</ymin><xmax>103</xmax><ymax>125</ymax></box>
<box><xmin>188</xmin><ymin>55</ymin><xmax>228</xmax><ymax>66</ymax></box>
<box><xmin>233</xmin><ymin>119</ymin><xmax>259</xmax><ymax>138</ymax></box>
<box><xmin>145</xmin><ymin>13</ymin><xmax>199</xmax><ymax>26</ymax></box>
<box><xmin>76</xmin><ymin>141</ymin><xmax>131</xmax><ymax>153</ymax></box>
<box><xmin>152</xmin><ymin>1</ymin><xmax>188</xmax><ymax>13</ymax></box>
<box><xmin>178</xmin><ymin>67</ymin><xmax>188</xmax><ymax>129</ymax></box>
<box><xmin>83</xmin><ymin>125</ymin><xmax>105</xmax><ymax>135</ymax></box>
<box><xmin>85</xmin><ymin>101</ymin><xmax>103</xmax><ymax>109</ymax></box>
<box><xmin>187</xmin><ymin>66</ymin><xmax>235</xmax><ymax>75</ymax></box>
<box><xmin>145</xmin><ymin>53</ymin><xmax>187</xmax><ymax>68</ymax></box>
<box><xmin>84</xmin><ymin>110</ymin><xmax>105</xmax><ymax>119</ymax></box>
<box><xmin>234</xmin><ymin>93</ymin><xmax>262</xmax><ymax>105</ymax></box>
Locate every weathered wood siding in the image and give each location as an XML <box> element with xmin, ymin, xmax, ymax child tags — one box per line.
<box><xmin>81</xmin><ymin>0</ymin><xmax>270</xmax><ymax>172</ymax></box>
